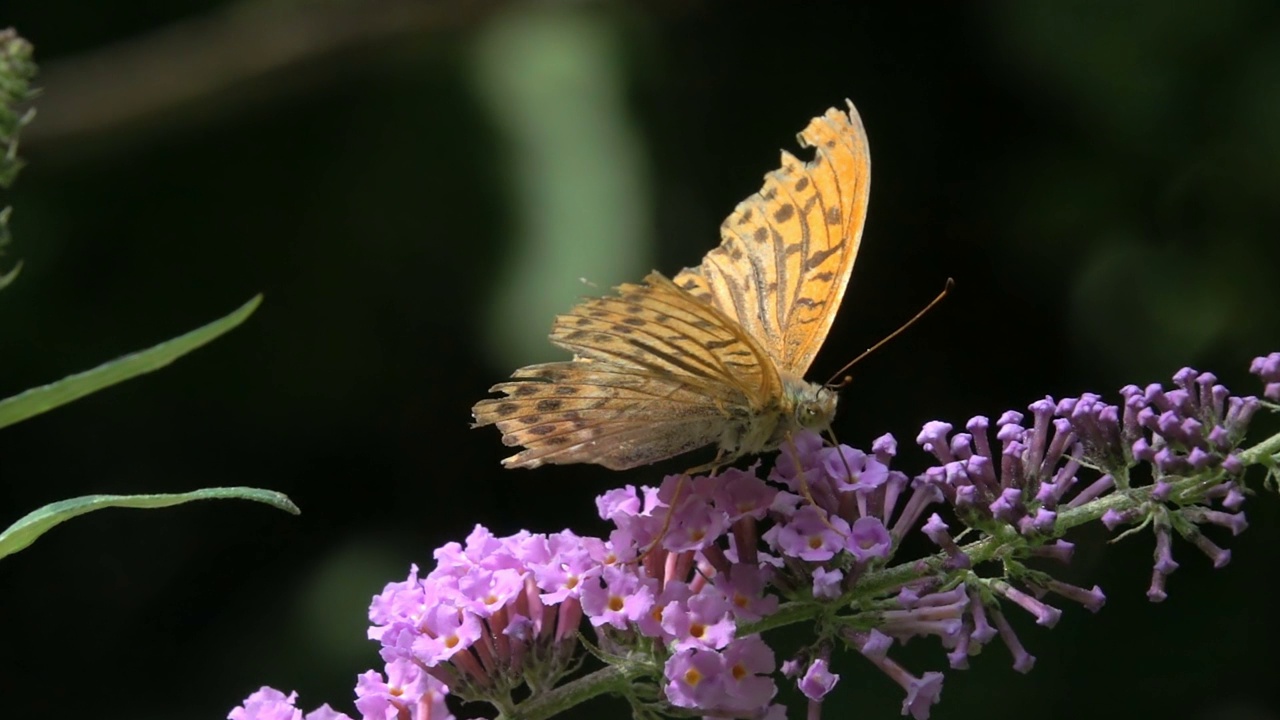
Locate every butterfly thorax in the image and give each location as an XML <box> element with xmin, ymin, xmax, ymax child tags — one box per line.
<box><xmin>719</xmin><ymin>372</ymin><xmax>838</xmax><ymax>459</ymax></box>
<box><xmin>776</xmin><ymin>372</ymin><xmax>839</xmax><ymax>443</ymax></box>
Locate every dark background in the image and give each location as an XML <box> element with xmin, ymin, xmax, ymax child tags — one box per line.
<box><xmin>2</xmin><ymin>2</ymin><xmax>1279</xmax><ymax>719</ymax></box>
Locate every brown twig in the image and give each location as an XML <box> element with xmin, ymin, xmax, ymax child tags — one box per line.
<box><xmin>23</xmin><ymin>0</ymin><xmax>488</xmax><ymax>150</ymax></box>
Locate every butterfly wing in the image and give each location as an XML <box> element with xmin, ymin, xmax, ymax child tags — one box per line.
<box><xmin>472</xmin><ymin>272</ymin><xmax>782</xmax><ymax>470</ymax></box>
<box><xmin>672</xmin><ymin>100</ymin><xmax>870</xmax><ymax>376</ymax></box>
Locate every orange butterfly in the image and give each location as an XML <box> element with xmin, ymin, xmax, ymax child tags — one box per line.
<box><xmin>473</xmin><ymin>100</ymin><xmax>870</xmax><ymax>472</ymax></box>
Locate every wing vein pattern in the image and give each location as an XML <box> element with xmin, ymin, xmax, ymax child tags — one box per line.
<box><xmin>673</xmin><ymin>99</ymin><xmax>870</xmax><ymax>376</ymax></box>
<box><xmin>472</xmin><ymin>272</ymin><xmax>781</xmax><ymax>470</ymax></box>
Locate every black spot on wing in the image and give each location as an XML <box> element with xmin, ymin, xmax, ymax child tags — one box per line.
<box><xmin>804</xmin><ymin>244</ymin><xmax>842</xmax><ymax>271</ymax></box>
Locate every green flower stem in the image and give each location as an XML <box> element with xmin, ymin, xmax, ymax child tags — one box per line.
<box><xmin>1240</xmin><ymin>427</ymin><xmax>1280</xmax><ymax>465</ymax></box>
<box><xmin>501</xmin><ymin>663</ymin><xmax>644</xmax><ymax>720</ymax></box>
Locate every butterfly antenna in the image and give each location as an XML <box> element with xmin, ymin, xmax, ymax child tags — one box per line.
<box><xmin>825</xmin><ymin>277</ymin><xmax>954</xmax><ymax>389</ymax></box>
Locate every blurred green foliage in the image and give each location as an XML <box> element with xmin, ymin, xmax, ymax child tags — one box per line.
<box><xmin>473</xmin><ymin>4</ymin><xmax>653</xmax><ymax>367</ymax></box>
<box><xmin>0</xmin><ymin>27</ymin><xmax>35</xmax><ymax>189</ymax></box>
<box><xmin>0</xmin><ymin>26</ymin><xmax>35</xmax><ymax>286</ymax></box>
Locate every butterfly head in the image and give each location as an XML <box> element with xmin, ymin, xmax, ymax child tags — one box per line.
<box><xmin>797</xmin><ymin>386</ymin><xmax>839</xmax><ymax>431</ymax></box>
<box><xmin>784</xmin><ymin>375</ymin><xmax>839</xmax><ymax>433</ymax></box>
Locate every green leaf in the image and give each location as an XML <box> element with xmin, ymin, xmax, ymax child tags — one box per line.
<box><xmin>0</xmin><ymin>487</ymin><xmax>299</xmax><ymax>560</ymax></box>
<box><xmin>0</xmin><ymin>257</ymin><xmax>18</xmax><ymax>290</ymax></box>
<box><xmin>0</xmin><ymin>206</ymin><xmax>20</xmax><ymax>289</ymax></box>
<box><xmin>0</xmin><ymin>294</ymin><xmax>262</xmax><ymax>430</ymax></box>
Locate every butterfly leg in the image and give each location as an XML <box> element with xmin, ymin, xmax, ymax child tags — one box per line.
<box><xmin>682</xmin><ymin>457</ymin><xmax>730</xmax><ymax>477</ymax></box>
<box><xmin>636</xmin><ymin>448</ymin><xmax>729</xmax><ymax>563</ymax></box>
<box><xmin>638</xmin><ymin>475</ymin><xmax>686</xmax><ymax>564</ymax></box>
<box><xmin>784</xmin><ymin>433</ymin><xmax>847</xmax><ymax>538</ymax></box>
<box><xmin>822</xmin><ymin>427</ymin><xmax>860</xmax><ymax>488</ymax></box>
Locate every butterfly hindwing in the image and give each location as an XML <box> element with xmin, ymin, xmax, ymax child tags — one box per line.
<box><xmin>472</xmin><ymin>272</ymin><xmax>782</xmax><ymax>469</ymax></box>
<box><xmin>473</xmin><ymin>362</ymin><xmax>737</xmax><ymax>470</ymax></box>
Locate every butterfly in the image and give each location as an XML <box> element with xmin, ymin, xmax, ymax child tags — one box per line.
<box><xmin>473</xmin><ymin>100</ymin><xmax>870</xmax><ymax>472</ymax></box>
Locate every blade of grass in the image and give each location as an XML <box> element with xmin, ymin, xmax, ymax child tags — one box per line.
<box><xmin>0</xmin><ymin>294</ymin><xmax>262</xmax><ymax>430</ymax></box>
<box><xmin>0</xmin><ymin>487</ymin><xmax>299</xmax><ymax>560</ymax></box>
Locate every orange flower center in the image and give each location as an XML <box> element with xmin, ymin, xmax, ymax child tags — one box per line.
<box><xmin>608</xmin><ymin>595</ymin><xmax>625</xmax><ymax>612</ymax></box>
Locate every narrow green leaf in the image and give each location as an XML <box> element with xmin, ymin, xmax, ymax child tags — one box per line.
<box><xmin>0</xmin><ymin>487</ymin><xmax>299</xmax><ymax>560</ymax></box>
<box><xmin>0</xmin><ymin>257</ymin><xmax>19</xmax><ymax>289</ymax></box>
<box><xmin>0</xmin><ymin>294</ymin><xmax>262</xmax><ymax>430</ymax></box>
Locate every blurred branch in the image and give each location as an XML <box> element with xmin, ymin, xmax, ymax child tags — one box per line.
<box><xmin>23</xmin><ymin>0</ymin><xmax>489</xmax><ymax>149</ymax></box>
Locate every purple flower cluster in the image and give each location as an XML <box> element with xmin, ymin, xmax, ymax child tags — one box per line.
<box><xmin>229</xmin><ymin>688</ymin><xmax>357</xmax><ymax>720</ymax></box>
<box><xmin>337</xmin><ymin>439</ymin><xmax>950</xmax><ymax>719</ymax></box>
<box><xmin>915</xmin><ymin>361</ymin><xmax>1265</xmax><ymax>613</ymax></box>
<box><xmin>584</xmin><ymin>470</ymin><xmax>797</xmax><ymax>718</ymax></box>
<box><xmin>1250</xmin><ymin>352</ymin><xmax>1280</xmax><ymax>401</ymax></box>
<box><xmin>231</xmin><ymin>354</ymin><xmax>1279</xmax><ymax>720</ymax></box>
<box><xmin>1120</xmin><ymin>368</ymin><xmax>1257</xmax><ymax>480</ymax></box>
<box><xmin>229</xmin><ymin>659</ymin><xmax>459</xmax><ymax>720</ymax></box>
<box><xmin>369</xmin><ymin>528</ymin><xmax>588</xmax><ymax>698</ymax></box>
<box><xmin>584</xmin><ymin>436</ymin><xmax>949</xmax><ymax>719</ymax></box>
<box><xmin>916</xmin><ymin>396</ymin><xmax>1117</xmax><ymax>539</ymax></box>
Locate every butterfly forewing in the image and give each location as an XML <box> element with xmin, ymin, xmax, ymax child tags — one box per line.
<box><xmin>672</xmin><ymin>100</ymin><xmax>870</xmax><ymax>376</ymax></box>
